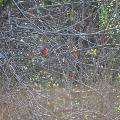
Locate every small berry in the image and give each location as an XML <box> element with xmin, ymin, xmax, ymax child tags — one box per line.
<box><xmin>68</xmin><ymin>71</ymin><xmax>76</xmax><ymax>78</ymax></box>
<box><xmin>41</xmin><ymin>47</ymin><xmax>49</xmax><ymax>57</ymax></box>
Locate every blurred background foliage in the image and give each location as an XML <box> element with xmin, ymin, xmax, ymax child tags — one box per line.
<box><xmin>0</xmin><ymin>0</ymin><xmax>3</xmax><ymax>6</ymax></box>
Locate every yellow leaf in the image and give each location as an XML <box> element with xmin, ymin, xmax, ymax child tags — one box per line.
<box><xmin>85</xmin><ymin>49</ymin><xmax>97</xmax><ymax>55</ymax></box>
<box><xmin>84</xmin><ymin>114</ymin><xmax>89</xmax><ymax>120</ymax></box>
<box><xmin>118</xmin><ymin>73</ymin><xmax>120</xmax><ymax>79</ymax></box>
<box><xmin>47</xmin><ymin>100</ymin><xmax>52</xmax><ymax>107</ymax></box>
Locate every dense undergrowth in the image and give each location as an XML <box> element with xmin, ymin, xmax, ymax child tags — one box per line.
<box><xmin>0</xmin><ymin>0</ymin><xmax>120</xmax><ymax>120</ymax></box>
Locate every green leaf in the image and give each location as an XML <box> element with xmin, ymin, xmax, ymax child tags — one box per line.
<box><xmin>76</xmin><ymin>64</ymin><xmax>80</xmax><ymax>71</ymax></box>
<box><xmin>114</xmin><ymin>103</ymin><xmax>120</xmax><ymax>112</ymax></box>
<box><xmin>0</xmin><ymin>0</ymin><xmax>3</xmax><ymax>7</ymax></box>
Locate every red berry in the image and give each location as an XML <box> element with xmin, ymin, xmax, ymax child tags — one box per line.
<box><xmin>41</xmin><ymin>48</ymin><xmax>49</xmax><ymax>57</ymax></box>
<box><xmin>68</xmin><ymin>71</ymin><xmax>76</xmax><ymax>78</ymax></box>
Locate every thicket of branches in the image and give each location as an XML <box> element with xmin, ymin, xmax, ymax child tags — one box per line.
<box><xmin>0</xmin><ymin>0</ymin><xmax>120</xmax><ymax>120</ymax></box>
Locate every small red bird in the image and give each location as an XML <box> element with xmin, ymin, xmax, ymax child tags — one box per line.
<box><xmin>41</xmin><ymin>47</ymin><xmax>49</xmax><ymax>57</ymax></box>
